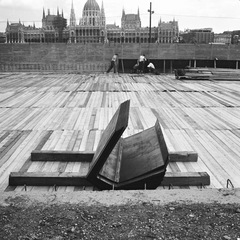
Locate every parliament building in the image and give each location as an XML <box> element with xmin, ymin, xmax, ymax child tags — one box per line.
<box><xmin>5</xmin><ymin>0</ymin><xmax>179</xmax><ymax>44</ymax></box>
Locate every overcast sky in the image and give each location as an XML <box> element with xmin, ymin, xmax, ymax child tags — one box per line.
<box><xmin>1</xmin><ymin>0</ymin><xmax>240</xmax><ymax>33</ymax></box>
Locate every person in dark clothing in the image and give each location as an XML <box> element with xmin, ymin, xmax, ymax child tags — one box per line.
<box><xmin>106</xmin><ymin>53</ymin><xmax>119</xmax><ymax>73</ymax></box>
<box><xmin>132</xmin><ymin>60</ymin><xmax>139</xmax><ymax>73</ymax></box>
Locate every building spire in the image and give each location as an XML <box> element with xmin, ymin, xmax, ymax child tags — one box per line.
<box><xmin>43</xmin><ymin>8</ymin><xmax>45</xmax><ymax>19</ymax></box>
<box><xmin>101</xmin><ymin>0</ymin><xmax>105</xmax><ymax>14</ymax></box>
<box><xmin>100</xmin><ymin>0</ymin><xmax>106</xmax><ymax>27</ymax></box>
<box><xmin>70</xmin><ymin>0</ymin><xmax>76</xmax><ymax>26</ymax></box>
<box><xmin>122</xmin><ymin>7</ymin><xmax>125</xmax><ymax>17</ymax></box>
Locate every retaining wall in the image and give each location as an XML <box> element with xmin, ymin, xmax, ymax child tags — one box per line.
<box><xmin>1</xmin><ymin>43</ymin><xmax>240</xmax><ymax>72</ymax></box>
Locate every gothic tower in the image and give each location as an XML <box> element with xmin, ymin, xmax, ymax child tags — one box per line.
<box><xmin>70</xmin><ymin>0</ymin><xmax>76</xmax><ymax>26</ymax></box>
<box><xmin>100</xmin><ymin>1</ymin><xmax>106</xmax><ymax>27</ymax></box>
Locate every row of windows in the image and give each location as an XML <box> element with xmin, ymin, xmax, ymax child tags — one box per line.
<box><xmin>159</xmin><ymin>31</ymin><xmax>177</xmax><ymax>35</ymax></box>
<box><xmin>7</xmin><ymin>30</ymin><xmax>177</xmax><ymax>37</ymax></box>
<box><xmin>108</xmin><ymin>37</ymin><xmax>157</xmax><ymax>43</ymax></box>
<box><xmin>106</xmin><ymin>32</ymin><xmax>158</xmax><ymax>35</ymax></box>
<box><xmin>6</xmin><ymin>37</ymin><xmax>175</xmax><ymax>44</ymax></box>
<box><xmin>84</xmin><ymin>11</ymin><xmax>100</xmax><ymax>17</ymax></box>
<box><xmin>70</xmin><ymin>36</ymin><xmax>103</xmax><ymax>43</ymax></box>
<box><xmin>75</xmin><ymin>29</ymin><xmax>100</xmax><ymax>35</ymax></box>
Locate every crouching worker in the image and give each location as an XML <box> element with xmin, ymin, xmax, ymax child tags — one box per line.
<box><xmin>147</xmin><ymin>61</ymin><xmax>155</xmax><ymax>73</ymax></box>
<box><xmin>106</xmin><ymin>53</ymin><xmax>119</xmax><ymax>73</ymax></box>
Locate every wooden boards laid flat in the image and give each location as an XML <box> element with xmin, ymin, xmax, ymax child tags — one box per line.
<box><xmin>7</xmin><ymin>97</ymin><xmax>211</xmax><ymax>190</ymax></box>
<box><xmin>9</xmin><ymin>117</ymin><xmax>207</xmax><ymax>190</ymax></box>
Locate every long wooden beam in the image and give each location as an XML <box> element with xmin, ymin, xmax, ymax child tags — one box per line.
<box><xmin>9</xmin><ymin>172</ymin><xmax>91</xmax><ymax>186</ymax></box>
<box><xmin>9</xmin><ymin>171</ymin><xmax>210</xmax><ymax>187</ymax></box>
<box><xmin>31</xmin><ymin>150</ymin><xmax>198</xmax><ymax>162</ymax></box>
<box><xmin>31</xmin><ymin>150</ymin><xmax>94</xmax><ymax>162</ymax></box>
<box><xmin>161</xmin><ymin>172</ymin><xmax>210</xmax><ymax>186</ymax></box>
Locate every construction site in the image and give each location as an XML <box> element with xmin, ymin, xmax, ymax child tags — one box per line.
<box><xmin>0</xmin><ymin>43</ymin><xmax>240</xmax><ymax>239</ymax></box>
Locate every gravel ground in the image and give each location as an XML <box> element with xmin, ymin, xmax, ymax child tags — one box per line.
<box><xmin>0</xmin><ymin>189</ymin><xmax>240</xmax><ymax>240</ymax></box>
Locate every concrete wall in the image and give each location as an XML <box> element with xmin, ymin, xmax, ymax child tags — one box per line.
<box><xmin>1</xmin><ymin>43</ymin><xmax>240</xmax><ymax>72</ymax></box>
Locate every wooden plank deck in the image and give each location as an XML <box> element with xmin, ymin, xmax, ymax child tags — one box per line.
<box><xmin>1</xmin><ymin>72</ymin><xmax>240</xmax><ymax>192</ymax></box>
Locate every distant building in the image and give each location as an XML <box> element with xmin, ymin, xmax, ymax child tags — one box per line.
<box><xmin>214</xmin><ymin>32</ymin><xmax>231</xmax><ymax>44</ymax></box>
<box><xmin>5</xmin><ymin>0</ymin><xmax>179</xmax><ymax>44</ymax></box>
<box><xmin>180</xmin><ymin>28</ymin><xmax>214</xmax><ymax>44</ymax></box>
<box><xmin>69</xmin><ymin>0</ymin><xmax>106</xmax><ymax>43</ymax></box>
<box><xmin>5</xmin><ymin>20</ymin><xmax>24</xmax><ymax>43</ymax></box>
<box><xmin>42</xmin><ymin>8</ymin><xmax>68</xmax><ymax>43</ymax></box>
<box><xmin>106</xmin><ymin>8</ymin><xmax>150</xmax><ymax>44</ymax></box>
<box><xmin>231</xmin><ymin>30</ymin><xmax>240</xmax><ymax>44</ymax></box>
<box><xmin>6</xmin><ymin>8</ymin><xmax>67</xmax><ymax>43</ymax></box>
<box><xmin>105</xmin><ymin>9</ymin><xmax>178</xmax><ymax>44</ymax></box>
<box><xmin>158</xmin><ymin>19</ymin><xmax>179</xmax><ymax>43</ymax></box>
<box><xmin>0</xmin><ymin>32</ymin><xmax>6</xmax><ymax>43</ymax></box>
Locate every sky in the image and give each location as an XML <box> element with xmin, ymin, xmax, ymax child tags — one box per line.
<box><xmin>0</xmin><ymin>0</ymin><xmax>240</xmax><ymax>33</ymax></box>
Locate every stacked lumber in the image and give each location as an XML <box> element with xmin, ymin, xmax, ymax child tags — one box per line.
<box><xmin>175</xmin><ymin>67</ymin><xmax>240</xmax><ymax>81</ymax></box>
<box><xmin>210</xmin><ymin>68</ymin><xmax>240</xmax><ymax>81</ymax></box>
<box><xmin>175</xmin><ymin>68</ymin><xmax>213</xmax><ymax>80</ymax></box>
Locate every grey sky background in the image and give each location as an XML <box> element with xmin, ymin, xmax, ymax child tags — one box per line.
<box><xmin>0</xmin><ymin>0</ymin><xmax>240</xmax><ymax>33</ymax></box>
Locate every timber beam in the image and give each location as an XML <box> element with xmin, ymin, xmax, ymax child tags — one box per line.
<box><xmin>31</xmin><ymin>150</ymin><xmax>198</xmax><ymax>163</ymax></box>
<box><xmin>9</xmin><ymin>171</ymin><xmax>210</xmax><ymax>187</ymax></box>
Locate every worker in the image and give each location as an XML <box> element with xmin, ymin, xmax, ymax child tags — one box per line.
<box><xmin>138</xmin><ymin>54</ymin><xmax>146</xmax><ymax>73</ymax></box>
<box><xmin>106</xmin><ymin>53</ymin><xmax>119</xmax><ymax>73</ymax></box>
<box><xmin>147</xmin><ymin>61</ymin><xmax>155</xmax><ymax>73</ymax></box>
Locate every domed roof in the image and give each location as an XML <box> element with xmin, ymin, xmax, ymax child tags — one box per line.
<box><xmin>83</xmin><ymin>0</ymin><xmax>100</xmax><ymax>11</ymax></box>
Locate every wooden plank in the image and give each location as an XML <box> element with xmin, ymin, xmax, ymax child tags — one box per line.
<box><xmin>72</xmin><ymin>130</ymin><xmax>85</xmax><ymax>151</ymax></box>
<box><xmin>161</xmin><ymin>172</ymin><xmax>210</xmax><ymax>186</ymax></box>
<box><xmin>0</xmin><ymin>131</ymin><xmax>46</xmax><ymax>191</ymax></box>
<box><xmin>31</xmin><ymin>150</ymin><xmax>94</xmax><ymax>162</ymax></box>
<box><xmin>9</xmin><ymin>172</ymin><xmax>91</xmax><ymax>186</ymax></box>
<box><xmin>66</xmin><ymin>130</ymin><xmax>80</xmax><ymax>151</ymax></box>
<box><xmin>168</xmin><ymin>151</ymin><xmax>198</xmax><ymax>162</ymax></box>
<box><xmin>42</xmin><ymin>130</ymin><xmax>63</xmax><ymax>150</ymax></box>
<box><xmin>0</xmin><ymin>131</ymin><xmax>30</xmax><ymax>168</ymax></box>
<box><xmin>34</xmin><ymin>130</ymin><xmax>54</xmax><ymax>151</ymax></box>
<box><xmin>183</xmin><ymin>129</ymin><xmax>224</xmax><ymax>188</ymax></box>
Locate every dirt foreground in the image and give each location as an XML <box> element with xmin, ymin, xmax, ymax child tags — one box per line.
<box><xmin>0</xmin><ymin>188</ymin><xmax>240</xmax><ymax>239</ymax></box>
